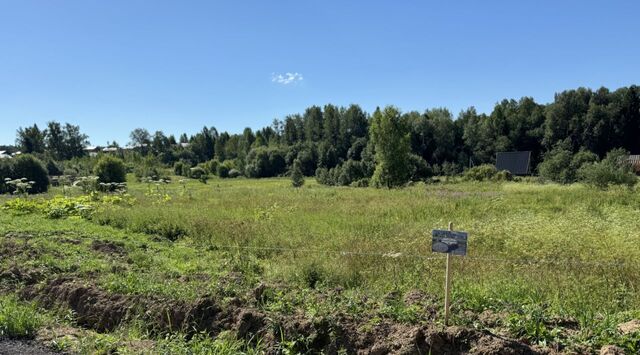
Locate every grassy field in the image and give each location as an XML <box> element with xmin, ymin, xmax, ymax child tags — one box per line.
<box><xmin>1</xmin><ymin>177</ymin><xmax>639</xmax><ymax>353</ymax></box>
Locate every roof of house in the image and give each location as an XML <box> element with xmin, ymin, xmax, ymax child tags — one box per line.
<box><xmin>496</xmin><ymin>151</ymin><xmax>532</xmax><ymax>175</ymax></box>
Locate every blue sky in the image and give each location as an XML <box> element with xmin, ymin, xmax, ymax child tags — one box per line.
<box><xmin>1</xmin><ymin>0</ymin><xmax>639</xmax><ymax>146</ymax></box>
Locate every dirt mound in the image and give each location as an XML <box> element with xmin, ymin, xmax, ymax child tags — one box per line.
<box><xmin>0</xmin><ymin>266</ymin><xmax>44</xmax><ymax>285</ymax></box>
<box><xmin>617</xmin><ymin>319</ymin><xmax>640</xmax><ymax>335</ymax></box>
<box><xmin>20</xmin><ymin>277</ymin><xmax>540</xmax><ymax>354</ymax></box>
<box><xmin>0</xmin><ymin>238</ymin><xmax>39</xmax><ymax>259</ymax></box>
<box><xmin>326</xmin><ymin>320</ymin><xmax>539</xmax><ymax>355</ymax></box>
<box><xmin>600</xmin><ymin>345</ymin><xmax>625</xmax><ymax>355</ymax></box>
<box><xmin>20</xmin><ymin>278</ymin><xmax>258</xmax><ymax>337</ymax></box>
<box><xmin>91</xmin><ymin>240</ymin><xmax>127</xmax><ymax>256</ymax></box>
<box><xmin>22</xmin><ymin>278</ymin><xmax>135</xmax><ymax>332</ymax></box>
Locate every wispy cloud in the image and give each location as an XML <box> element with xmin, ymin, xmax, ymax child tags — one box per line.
<box><xmin>272</xmin><ymin>72</ymin><xmax>303</xmax><ymax>85</ymax></box>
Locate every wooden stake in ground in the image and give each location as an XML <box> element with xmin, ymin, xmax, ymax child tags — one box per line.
<box><xmin>431</xmin><ymin>222</ymin><xmax>468</xmax><ymax>327</ymax></box>
<box><xmin>444</xmin><ymin>221</ymin><xmax>453</xmax><ymax>326</ymax></box>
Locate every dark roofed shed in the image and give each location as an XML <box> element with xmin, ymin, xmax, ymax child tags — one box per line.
<box><xmin>496</xmin><ymin>151</ymin><xmax>531</xmax><ymax>175</ymax></box>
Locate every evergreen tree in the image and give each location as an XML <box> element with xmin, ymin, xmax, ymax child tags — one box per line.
<box><xmin>291</xmin><ymin>158</ymin><xmax>305</xmax><ymax>187</ymax></box>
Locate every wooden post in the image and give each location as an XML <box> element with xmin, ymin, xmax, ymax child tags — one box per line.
<box><xmin>444</xmin><ymin>221</ymin><xmax>453</xmax><ymax>326</ymax></box>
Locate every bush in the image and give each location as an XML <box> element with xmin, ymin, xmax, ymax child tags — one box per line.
<box><xmin>538</xmin><ymin>143</ymin><xmax>597</xmax><ymax>184</ymax></box>
<box><xmin>11</xmin><ymin>154</ymin><xmax>49</xmax><ymax>193</ymax></box>
<box><xmin>463</xmin><ymin>164</ymin><xmax>497</xmax><ymax>181</ymax></box>
<box><xmin>94</xmin><ymin>156</ymin><xmax>126</xmax><ymax>184</ymax></box>
<box><xmin>204</xmin><ymin>159</ymin><xmax>219</xmax><ymax>175</ymax></box>
<box><xmin>173</xmin><ymin>161</ymin><xmax>185</xmax><ymax>176</ymax></box>
<box><xmin>493</xmin><ymin>170</ymin><xmax>513</xmax><ymax>182</ymax></box>
<box><xmin>134</xmin><ymin>156</ymin><xmax>166</xmax><ymax>181</ymax></box>
<box><xmin>578</xmin><ymin>149</ymin><xmax>637</xmax><ymax>189</ymax></box>
<box><xmin>316</xmin><ymin>159</ymin><xmax>373</xmax><ymax>187</ymax></box>
<box><xmin>228</xmin><ymin>169</ymin><xmax>242</xmax><ymax>178</ymax></box>
<box><xmin>189</xmin><ymin>167</ymin><xmax>207</xmax><ymax>179</ymax></box>
<box><xmin>409</xmin><ymin>154</ymin><xmax>432</xmax><ymax>181</ymax></box>
<box><xmin>291</xmin><ymin>159</ymin><xmax>305</xmax><ymax>188</ymax></box>
<box><xmin>46</xmin><ymin>160</ymin><xmax>63</xmax><ymax>176</ymax></box>
<box><xmin>337</xmin><ymin>160</ymin><xmax>368</xmax><ymax>186</ymax></box>
<box><xmin>245</xmin><ymin>147</ymin><xmax>287</xmax><ymax>178</ymax></box>
<box><xmin>0</xmin><ymin>159</ymin><xmax>13</xmax><ymax>194</ymax></box>
<box><xmin>350</xmin><ymin>178</ymin><xmax>370</xmax><ymax>187</ymax></box>
<box><xmin>216</xmin><ymin>164</ymin><xmax>230</xmax><ymax>178</ymax></box>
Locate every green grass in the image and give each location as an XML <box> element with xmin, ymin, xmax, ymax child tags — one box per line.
<box><xmin>0</xmin><ymin>294</ymin><xmax>43</xmax><ymax>338</ymax></box>
<box><xmin>1</xmin><ymin>176</ymin><xmax>639</xmax><ymax>352</ymax></box>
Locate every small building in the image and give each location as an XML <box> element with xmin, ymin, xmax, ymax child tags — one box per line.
<box><xmin>0</xmin><ymin>151</ymin><xmax>10</xmax><ymax>159</ymax></box>
<box><xmin>84</xmin><ymin>146</ymin><xmax>101</xmax><ymax>157</ymax></box>
<box><xmin>628</xmin><ymin>155</ymin><xmax>640</xmax><ymax>174</ymax></box>
<box><xmin>102</xmin><ymin>147</ymin><xmax>119</xmax><ymax>153</ymax></box>
<box><xmin>496</xmin><ymin>151</ymin><xmax>532</xmax><ymax>175</ymax></box>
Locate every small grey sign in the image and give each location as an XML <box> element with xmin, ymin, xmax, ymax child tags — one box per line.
<box><xmin>431</xmin><ymin>230</ymin><xmax>468</xmax><ymax>256</ymax></box>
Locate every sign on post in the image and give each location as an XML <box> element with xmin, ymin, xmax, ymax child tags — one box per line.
<box><xmin>431</xmin><ymin>230</ymin><xmax>468</xmax><ymax>256</ymax></box>
<box><xmin>432</xmin><ymin>223</ymin><xmax>468</xmax><ymax>326</ymax></box>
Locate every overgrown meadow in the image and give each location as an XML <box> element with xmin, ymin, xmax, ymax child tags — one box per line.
<box><xmin>1</xmin><ymin>176</ymin><xmax>639</xmax><ymax>353</ymax></box>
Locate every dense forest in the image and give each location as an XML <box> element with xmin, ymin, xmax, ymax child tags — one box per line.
<box><xmin>5</xmin><ymin>85</ymin><xmax>640</xmax><ymax>188</ymax></box>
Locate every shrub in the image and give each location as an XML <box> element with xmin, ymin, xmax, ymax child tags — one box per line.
<box><xmin>463</xmin><ymin>164</ymin><xmax>497</xmax><ymax>181</ymax></box>
<box><xmin>538</xmin><ymin>143</ymin><xmax>597</xmax><ymax>184</ymax></box>
<box><xmin>133</xmin><ymin>156</ymin><xmax>166</xmax><ymax>181</ymax></box>
<box><xmin>0</xmin><ymin>159</ymin><xmax>13</xmax><ymax>194</ymax></box>
<box><xmin>316</xmin><ymin>159</ymin><xmax>373</xmax><ymax>187</ymax></box>
<box><xmin>46</xmin><ymin>160</ymin><xmax>63</xmax><ymax>176</ymax></box>
<box><xmin>189</xmin><ymin>167</ymin><xmax>206</xmax><ymax>179</ymax></box>
<box><xmin>11</xmin><ymin>154</ymin><xmax>49</xmax><ymax>193</ymax></box>
<box><xmin>204</xmin><ymin>159</ymin><xmax>219</xmax><ymax>175</ymax></box>
<box><xmin>578</xmin><ymin>148</ymin><xmax>637</xmax><ymax>189</ymax></box>
<box><xmin>94</xmin><ymin>156</ymin><xmax>126</xmax><ymax>184</ymax></box>
<box><xmin>408</xmin><ymin>154</ymin><xmax>432</xmax><ymax>181</ymax></box>
<box><xmin>350</xmin><ymin>178</ymin><xmax>370</xmax><ymax>187</ymax></box>
<box><xmin>337</xmin><ymin>160</ymin><xmax>368</xmax><ymax>186</ymax></box>
<box><xmin>245</xmin><ymin>147</ymin><xmax>287</xmax><ymax>178</ymax></box>
<box><xmin>216</xmin><ymin>164</ymin><xmax>230</xmax><ymax>178</ymax></box>
<box><xmin>493</xmin><ymin>170</ymin><xmax>513</xmax><ymax>182</ymax></box>
<box><xmin>291</xmin><ymin>159</ymin><xmax>305</xmax><ymax>188</ymax></box>
<box><xmin>441</xmin><ymin>161</ymin><xmax>460</xmax><ymax>176</ymax></box>
<box><xmin>173</xmin><ymin>161</ymin><xmax>185</xmax><ymax>176</ymax></box>
<box><xmin>228</xmin><ymin>169</ymin><xmax>242</xmax><ymax>178</ymax></box>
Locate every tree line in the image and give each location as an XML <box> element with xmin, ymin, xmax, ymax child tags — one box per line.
<box><xmin>9</xmin><ymin>84</ymin><xmax>640</xmax><ymax>188</ymax></box>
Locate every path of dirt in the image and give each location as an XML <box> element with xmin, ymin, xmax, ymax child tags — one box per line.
<box><xmin>0</xmin><ymin>339</ymin><xmax>55</xmax><ymax>355</ymax></box>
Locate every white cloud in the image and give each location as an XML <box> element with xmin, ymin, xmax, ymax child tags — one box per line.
<box><xmin>272</xmin><ymin>72</ymin><xmax>303</xmax><ymax>85</ymax></box>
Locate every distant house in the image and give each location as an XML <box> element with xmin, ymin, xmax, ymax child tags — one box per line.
<box><xmin>628</xmin><ymin>155</ymin><xmax>640</xmax><ymax>174</ymax></box>
<box><xmin>102</xmin><ymin>147</ymin><xmax>119</xmax><ymax>153</ymax></box>
<box><xmin>84</xmin><ymin>146</ymin><xmax>101</xmax><ymax>157</ymax></box>
<box><xmin>0</xmin><ymin>151</ymin><xmax>10</xmax><ymax>159</ymax></box>
<box><xmin>496</xmin><ymin>151</ymin><xmax>532</xmax><ymax>175</ymax></box>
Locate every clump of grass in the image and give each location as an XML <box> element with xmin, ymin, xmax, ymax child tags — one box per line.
<box><xmin>156</xmin><ymin>331</ymin><xmax>264</xmax><ymax>355</ymax></box>
<box><xmin>0</xmin><ymin>294</ymin><xmax>43</xmax><ymax>338</ymax></box>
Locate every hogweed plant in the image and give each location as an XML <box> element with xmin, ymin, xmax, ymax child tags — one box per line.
<box><xmin>5</xmin><ymin>178</ymin><xmax>35</xmax><ymax>197</ymax></box>
<box><xmin>143</xmin><ymin>177</ymin><xmax>172</xmax><ymax>204</ymax></box>
<box><xmin>74</xmin><ymin>176</ymin><xmax>100</xmax><ymax>195</ymax></box>
<box><xmin>98</xmin><ymin>182</ymin><xmax>127</xmax><ymax>194</ymax></box>
<box><xmin>178</xmin><ymin>179</ymin><xmax>193</xmax><ymax>199</ymax></box>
